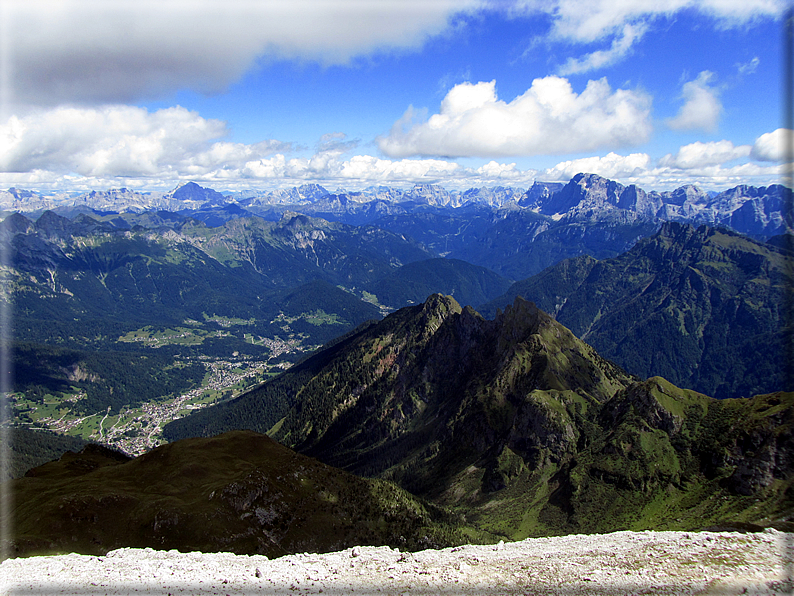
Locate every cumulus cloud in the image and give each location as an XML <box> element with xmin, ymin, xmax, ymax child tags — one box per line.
<box><xmin>240</xmin><ymin>153</ymin><xmax>538</xmax><ymax>188</ymax></box>
<box><xmin>377</xmin><ymin>77</ymin><xmax>652</xmax><ymax>158</ymax></box>
<box><xmin>316</xmin><ymin>133</ymin><xmax>359</xmax><ymax>156</ymax></box>
<box><xmin>7</xmin><ymin>0</ymin><xmax>482</xmax><ymax>105</ymax></box>
<box><xmin>536</xmin><ymin>150</ymin><xmax>781</xmax><ymax>191</ymax></box>
<box><xmin>0</xmin><ymin>104</ymin><xmax>784</xmax><ymax>192</ymax></box>
<box><xmin>666</xmin><ymin>71</ymin><xmax>722</xmax><ymax>133</ymax></box>
<box><xmin>540</xmin><ymin>152</ymin><xmax>652</xmax><ymax>181</ymax></box>
<box><xmin>751</xmin><ymin>128</ymin><xmax>793</xmax><ymax>162</ymax></box>
<box><xmin>0</xmin><ymin>147</ymin><xmax>782</xmax><ymax>194</ymax></box>
<box><xmin>658</xmin><ymin>140</ymin><xmax>752</xmax><ymax>169</ymax></box>
<box><xmin>0</xmin><ymin>103</ymin><xmax>538</xmax><ymax>188</ymax></box>
<box><xmin>7</xmin><ymin>0</ymin><xmax>784</xmax><ymax>105</ymax></box>
<box><xmin>0</xmin><ymin>105</ymin><xmax>290</xmax><ymax>176</ymax></box>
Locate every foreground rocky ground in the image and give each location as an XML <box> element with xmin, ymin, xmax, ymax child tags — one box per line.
<box><xmin>2</xmin><ymin>530</ymin><xmax>792</xmax><ymax>595</ymax></box>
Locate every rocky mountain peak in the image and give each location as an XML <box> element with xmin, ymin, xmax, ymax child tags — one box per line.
<box><xmin>34</xmin><ymin>210</ymin><xmax>74</xmax><ymax>237</ymax></box>
<box><xmin>663</xmin><ymin>184</ymin><xmax>708</xmax><ymax>207</ymax></box>
<box><xmin>517</xmin><ymin>181</ymin><xmax>565</xmax><ymax>209</ymax></box>
<box><xmin>296</xmin><ymin>183</ymin><xmax>330</xmax><ymax>201</ymax></box>
<box><xmin>494</xmin><ymin>296</ymin><xmax>552</xmax><ymax>337</ymax></box>
<box><xmin>167</xmin><ymin>182</ymin><xmax>228</xmax><ymax>206</ymax></box>
<box><xmin>418</xmin><ymin>293</ymin><xmax>463</xmax><ymax>338</ymax></box>
<box><xmin>538</xmin><ymin>173</ymin><xmax>626</xmax><ymax>217</ymax></box>
<box><xmin>0</xmin><ymin>212</ymin><xmax>34</xmax><ymax>239</ymax></box>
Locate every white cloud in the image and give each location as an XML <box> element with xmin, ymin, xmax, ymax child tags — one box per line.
<box><xmin>0</xmin><ymin>105</ymin><xmax>289</xmax><ymax>176</ymax></box>
<box><xmin>241</xmin><ymin>153</ymin><xmax>538</xmax><ymax>188</ymax></box>
<box><xmin>6</xmin><ymin>0</ymin><xmax>784</xmax><ymax>107</ymax></box>
<box><xmin>514</xmin><ymin>0</ymin><xmax>784</xmax><ymax>43</ymax></box>
<box><xmin>535</xmin><ymin>132</ymin><xmax>785</xmax><ymax>189</ymax></box>
<box><xmin>377</xmin><ymin>76</ymin><xmax>652</xmax><ymax>158</ymax></box>
<box><xmin>0</xmin><ymin>103</ymin><xmax>539</xmax><ymax>188</ymax></box>
<box><xmin>6</xmin><ymin>0</ymin><xmax>482</xmax><ymax>105</ymax></box>
<box><xmin>536</xmin><ymin>153</ymin><xmax>782</xmax><ymax>191</ymax></box>
<box><xmin>476</xmin><ymin>160</ymin><xmax>522</xmax><ymax>179</ymax></box>
<box><xmin>658</xmin><ymin>140</ymin><xmax>752</xmax><ymax>169</ymax></box>
<box><xmin>666</xmin><ymin>71</ymin><xmax>722</xmax><ymax>133</ymax></box>
<box><xmin>0</xmin><ymin>147</ymin><xmax>783</xmax><ymax>194</ymax></box>
<box><xmin>646</xmin><ymin>161</ymin><xmax>783</xmax><ymax>188</ymax></box>
<box><xmin>737</xmin><ymin>57</ymin><xmax>761</xmax><ymax>75</ymax></box>
<box><xmin>511</xmin><ymin>0</ymin><xmax>782</xmax><ymax>73</ymax></box>
<box><xmin>0</xmin><ymin>103</ymin><xmax>785</xmax><ymax>193</ymax></box>
<box><xmin>339</xmin><ymin>155</ymin><xmax>460</xmax><ymax>182</ymax></box>
<box><xmin>557</xmin><ymin>22</ymin><xmax>647</xmax><ymax>75</ymax></box>
<box><xmin>751</xmin><ymin>128</ymin><xmax>793</xmax><ymax>162</ymax></box>
<box><xmin>540</xmin><ymin>152</ymin><xmax>652</xmax><ymax>181</ymax></box>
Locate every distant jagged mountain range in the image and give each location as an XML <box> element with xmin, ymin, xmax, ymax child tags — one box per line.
<box><xmin>3</xmin><ymin>173</ymin><xmax>791</xmax><ymax>239</ymax></box>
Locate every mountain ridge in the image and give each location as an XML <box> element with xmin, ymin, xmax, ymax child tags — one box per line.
<box><xmin>3</xmin><ymin>174</ymin><xmax>790</xmax><ymax>240</ymax></box>
<box><xmin>7</xmin><ymin>429</ymin><xmax>476</xmax><ymax>558</ymax></box>
<box><xmin>479</xmin><ymin>221</ymin><xmax>793</xmax><ymax>399</ymax></box>
<box><xmin>164</xmin><ymin>293</ymin><xmax>794</xmax><ymax>540</ymax></box>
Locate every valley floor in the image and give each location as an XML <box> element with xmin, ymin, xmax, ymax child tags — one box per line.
<box><xmin>2</xmin><ymin>530</ymin><xmax>792</xmax><ymax>595</ymax></box>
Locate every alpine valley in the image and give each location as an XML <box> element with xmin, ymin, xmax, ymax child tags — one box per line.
<box><xmin>3</xmin><ymin>173</ymin><xmax>793</xmax><ymax>556</ymax></box>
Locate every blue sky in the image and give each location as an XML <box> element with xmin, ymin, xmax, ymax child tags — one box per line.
<box><xmin>0</xmin><ymin>0</ymin><xmax>789</xmax><ymax>193</ymax></box>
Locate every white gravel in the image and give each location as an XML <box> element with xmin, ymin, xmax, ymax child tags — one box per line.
<box><xmin>2</xmin><ymin>530</ymin><xmax>792</xmax><ymax>595</ymax></box>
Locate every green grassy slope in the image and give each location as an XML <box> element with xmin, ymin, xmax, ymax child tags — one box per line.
<box><xmin>7</xmin><ymin>430</ymin><xmax>481</xmax><ymax>558</ymax></box>
<box><xmin>164</xmin><ymin>294</ymin><xmax>794</xmax><ymax>540</ymax></box>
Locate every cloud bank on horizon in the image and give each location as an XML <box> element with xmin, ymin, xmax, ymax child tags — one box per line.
<box><xmin>0</xmin><ymin>0</ymin><xmax>790</xmax><ymax>192</ymax></box>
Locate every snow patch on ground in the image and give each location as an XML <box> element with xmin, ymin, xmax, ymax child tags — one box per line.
<box><xmin>2</xmin><ymin>530</ymin><xmax>793</xmax><ymax>595</ymax></box>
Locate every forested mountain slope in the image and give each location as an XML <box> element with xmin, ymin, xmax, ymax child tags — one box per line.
<box><xmin>480</xmin><ymin>222</ymin><xmax>793</xmax><ymax>399</ymax></box>
<box><xmin>165</xmin><ymin>295</ymin><xmax>794</xmax><ymax>539</ymax></box>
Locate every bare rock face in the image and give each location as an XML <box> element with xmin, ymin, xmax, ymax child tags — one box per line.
<box><xmin>722</xmin><ymin>395</ymin><xmax>794</xmax><ymax>496</ymax></box>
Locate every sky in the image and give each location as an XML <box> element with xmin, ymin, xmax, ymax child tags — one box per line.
<box><xmin>0</xmin><ymin>0</ymin><xmax>791</xmax><ymax>194</ymax></box>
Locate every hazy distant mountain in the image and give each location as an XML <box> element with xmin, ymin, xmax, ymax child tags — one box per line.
<box><xmin>517</xmin><ymin>181</ymin><xmax>566</xmax><ymax>208</ymax></box>
<box><xmin>165</xmin><ymin>294</ymin><xmax>794</xmax><ymax>540</ymax></box>
<box><xmin>6</xmin><ymin>175</ymin><xmax>788</xmax><ymax>290</ymax></box>
<box><xmin>527</xmin><ymin>173</ymin><xmax>663</xmax><ymax>220</ymax></box>
<box><xmin>164</xmin><ymin>181</ymin><xmax>230</xmax><ymax>206</ymax></box>
<box><xmin>522</xmin><ymin>173</ymin><xmax>791</xmax><ymax>238</ymax></box>
<box><xmin>459</xmin><ymin>186</ymin><xmax>529</xmax><ymax>207</ymax></box>
<box><xmin>446</xmin><ymin>209</ymin><xmax>660</xmax><ymax>280</ymax></box>
<box><xmin>72</xmin><ymin>188</ymin><xmax>154</xmax><ymax>213</ymax></box>
<box><xmin>480</xmin><ymin>222</ymin><xmax>793</xmax><ymax>399</ymax></box>
<box><xmin>4</xmin><ymin>175</ymin><xmax>789</xmax><ymax>240</ymax></box>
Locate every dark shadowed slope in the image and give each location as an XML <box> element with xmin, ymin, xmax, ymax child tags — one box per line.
<box><xmin>480</xmin><ymin>222</ymin><xmax>794</xmax><ymax>399</ymax></box>
<box><xmin>7</xmin><ymin>430</ymin><xmax>476</xmax><ymax>558</ymax></box>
